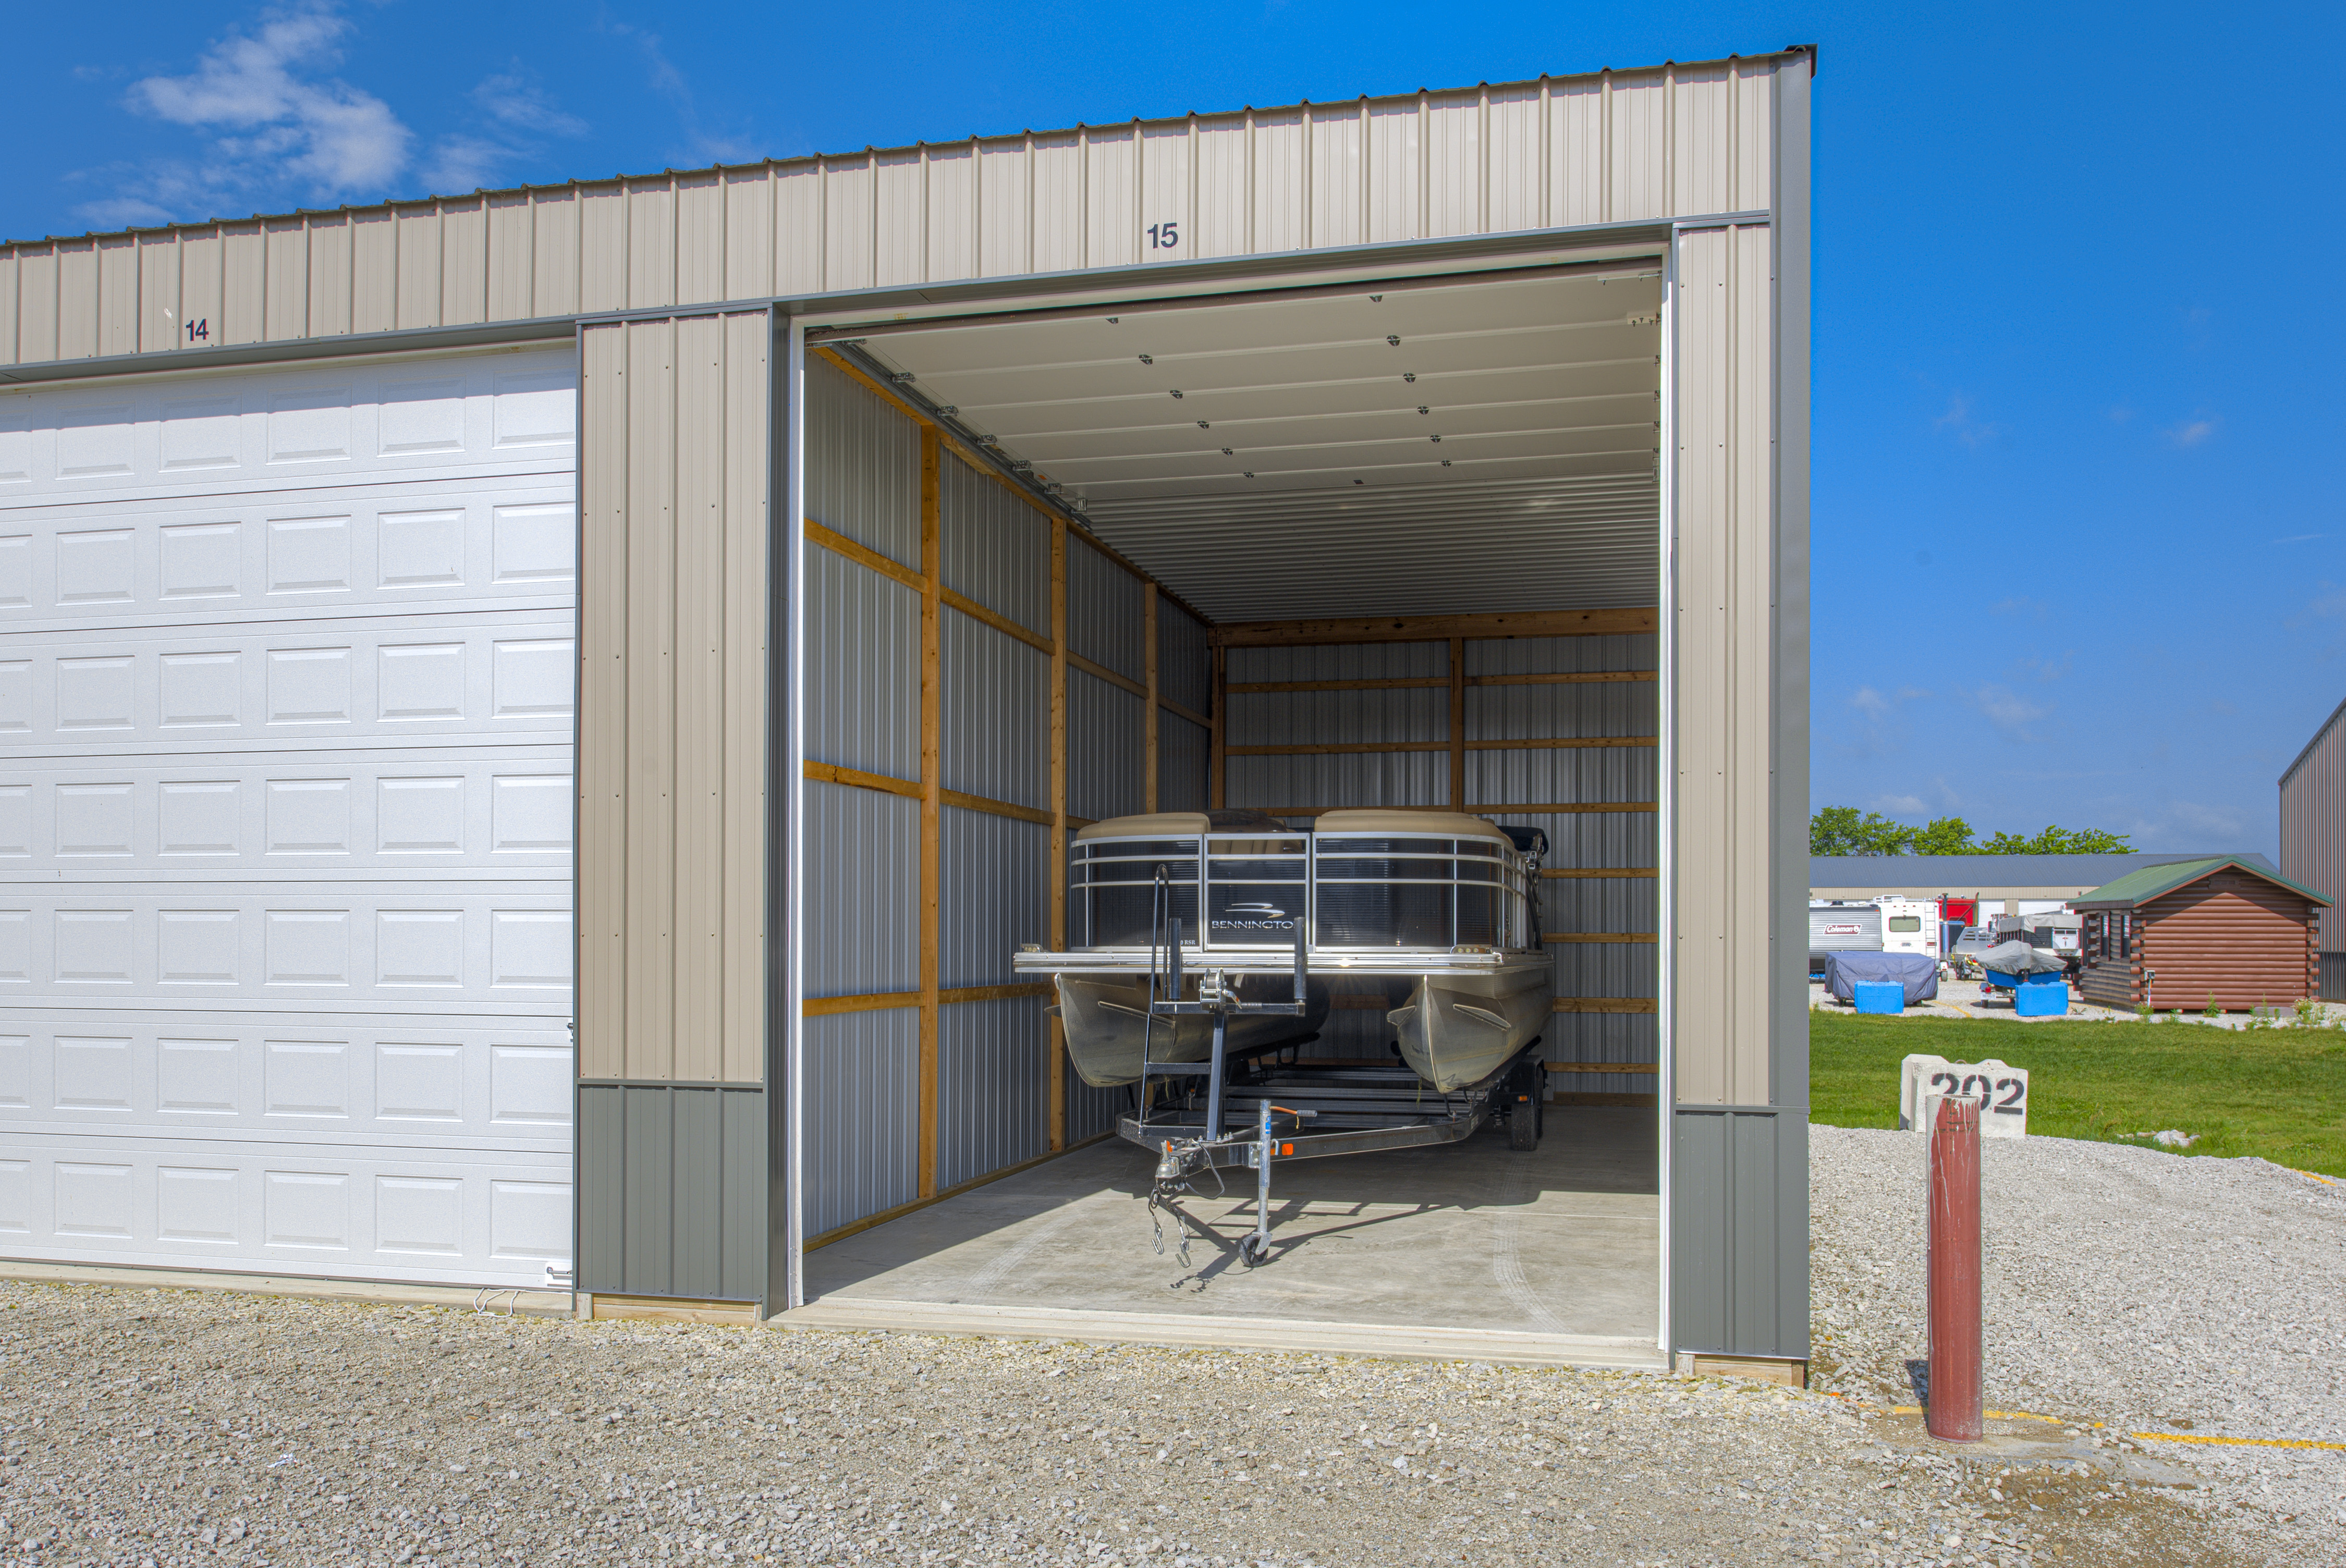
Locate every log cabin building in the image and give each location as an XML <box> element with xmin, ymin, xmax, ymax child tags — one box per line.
<box><xmin>2074</xmin><ymin>857</ymin><xmax>2329</xmax><ymax>1011</ymax></box>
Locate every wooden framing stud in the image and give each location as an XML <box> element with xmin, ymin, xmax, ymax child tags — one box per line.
<box><xmin>1048</xmin><ymin>515</ymin><xmax>1069</xmax><ymax>1151</ymax></box>
<box><xmin>918</xmin><ymin>428</ymin><xmax>942</xmax><ymax>1200</ymax></box>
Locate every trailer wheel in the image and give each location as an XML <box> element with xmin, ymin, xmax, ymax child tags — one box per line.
<box><xmin>1506</xmin><ymin>1063</ymin><xmax>1542</xmax><ymax>1152</ymax></box>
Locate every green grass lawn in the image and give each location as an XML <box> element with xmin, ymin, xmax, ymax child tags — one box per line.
<box><xmin>1807</xmin><ymin>1009</ymin><xmax>2346</xmax><ymax>1177</ymax></box>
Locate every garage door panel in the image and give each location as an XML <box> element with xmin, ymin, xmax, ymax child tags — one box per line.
<box><xmin>0</xmin><ymin>477</ymin><xmax>575</xmax><ymax>635</ymax></box>
<box><xmin>0</xmin><ymin>888</ymin><xmax>570</xmax><ymax>1009</ymax></box>
<box><xmin>0</xmin><ymin>1012</ymin><xmax>569</xmax><ymax>1152</ymax></box>
<box><xmin>0</xmin><ymin>351</ymin><xmax>574</xmax><ymax>506</ymax></box>
<box><xmin>0</xmin><ymin>747</ymin><xmax>570</xmax><ymax>874</ymax></box>
<box><xmin>0</xmin><ymin>1133</ymin><xmax>570</xmax><ymax>1288</ymax></box>
<box><xmin>0</xmin><ymin>348</ymin><xmax>578</xmax><ymax>1289</ymax></box>
<box><xmin>2</xmin><ymin>610</ymin><xmax>574</xmax><ymax>753</ymax></box>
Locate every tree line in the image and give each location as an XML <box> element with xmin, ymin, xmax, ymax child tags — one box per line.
<box><xmin>1809</xmin><ymin>806</ymin><xmax>2133</xmax><ymax>858</ymax></box>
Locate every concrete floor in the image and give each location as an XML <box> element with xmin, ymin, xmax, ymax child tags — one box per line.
<box><xmin>804</xmin><ymin>1106</ymin><xmax>1658</xmax><ymax>1344</ymax></box>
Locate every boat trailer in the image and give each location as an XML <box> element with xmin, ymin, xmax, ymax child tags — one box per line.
<box><xmin>1122</xmin><ymin>912</ymin><xmax>1544</xmax><ymax>1267</ymax></box>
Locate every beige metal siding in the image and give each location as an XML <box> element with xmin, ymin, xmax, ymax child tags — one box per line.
<box><xmin>2281</xmin><ymin>699</ymin><xmax>2346</xmax><ymax>955</ymax></box>
<box><xmin>578</xmin><ymin>311</ymin><xmax>770</xmax><ymax>1084</ymax></box>
<box><xmin>0</xmin><ymin>57</ymin><xmax>1796</xmax><ymax>369</ymax></box>
<box><xmin>1670</xmin><ymin>219</ymin><xmax>1777</xmax><ymax>1107</ymax></box>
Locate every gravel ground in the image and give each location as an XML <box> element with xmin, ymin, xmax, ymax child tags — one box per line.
<box><xmin>0</xmin><ymin>1276</ymin><xmax>2271</xmax><ymax>1568</ymax></box>
<box><xmin>1809</xmin><ymin>1124</ymin><xmax>2346</xmax><ymax>1562</ymax></box>
<box><xmin>0</xmin><ymin>1127</ymin><xmax>2332</xmax><ymax>1567</ymax></box>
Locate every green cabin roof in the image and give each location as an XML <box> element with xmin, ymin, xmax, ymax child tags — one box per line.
<box><xmin>2072</xmin><ymin>855</ymin><xmax>2331</xmax><ymax>911</ymax></box>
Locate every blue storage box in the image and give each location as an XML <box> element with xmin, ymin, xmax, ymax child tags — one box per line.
<box><xmin>2013</xmin><ymin>981</ymin><xmax>2069</xmax><ymax>1017</ymax></box>
<box><xmin>1852</xmin><ymin>981</ymin><xmax>1905</xmax><ymax>1015</ymax></box>
<box><xmin>1983</xmin><ymin>969</ymin><xmax>2023</xmax><ymax>989</ymax></box>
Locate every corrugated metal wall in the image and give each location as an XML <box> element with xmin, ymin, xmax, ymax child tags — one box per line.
<box><xmin>578</xmin><ymin>1084</ymin><xmax>765</xmax><ymax>1300</ymax></box>
<box><xmin>577</xmin><ymin>311</ymin><xmax>769</xmax><ymax>1084</ymax></box>
<box><xmin>0</xmin><ymin>58</ymin><xmax>1798</xmax><ymax>371</ymax></box>
<box><xmin>1068</xmin><ymin>670</ymin><xmax>1145</xmax><ymax>823</ymax></box>
<box><xmin>2281</xmin><ymin>698</ymin><xmax>2346</xmax><ymax>964</ymax></box>
<box><xmin>1669</xmin><ymin>220</ymin><xmax>1779</xmax><ymax>1109</ymax></box>
<box><xmin>1667</xmin><ymin>54</ymin><xmax>1810</xmax><ymax>1362</ymax></box>
<box><xmin>798</xmin><ymin>357</ymin><xmax>1198</xmax><ymax>1242</ymax></box>
<box><xmin>1220</xmin><ymin>632</ymin><xmax>1660</xmax><ymax>1098</ymax></box>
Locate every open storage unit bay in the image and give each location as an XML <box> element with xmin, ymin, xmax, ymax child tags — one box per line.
<box><xmin>793</xmin><ymin>267</ymin><xmax>1673</xmax><ymax>1213</ymax></box>
<box><xmin>0</xmin><ymin>49</ymin><xmax>1808</xmax><ymax>1374</ymax></box>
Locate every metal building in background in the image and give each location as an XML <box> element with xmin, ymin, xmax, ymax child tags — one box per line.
<box><xmin>0</xmin><ymin>49</ymin><xmax>1815</xmax><ymax>1377</ymax></box>
<box><xmin>2282</xmin><ymin>695</ymin><xmax>2346</xmax><ymax>1000</ymax></box>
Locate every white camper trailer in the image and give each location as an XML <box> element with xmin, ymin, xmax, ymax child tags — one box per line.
<box><xmin>1809</xmin><ymin>902</ymin><xmax>1885</xmax><ymax>976</ymax></box>
<box><xmin>1875</xmin><ymin>897</ymin><xmax>1942</xmax><ymax>959</ymax></box>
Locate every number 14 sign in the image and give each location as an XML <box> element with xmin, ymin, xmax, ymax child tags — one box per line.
<box><xmin>1899</xmin><ymin>1054</ymin><xmax>2030</xmax><ymax>1139</ymax></box>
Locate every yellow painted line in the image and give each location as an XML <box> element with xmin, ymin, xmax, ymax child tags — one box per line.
<box><xmin>2289</xmin><ymin>1167</ymin><xmax>2340</xmax><ymax>1188</ymax></box>
<box><xmin>1811</xmin><ymin>1389</ymin><xmax>2327</xmax><ymax>1455</ymax></box>
<box><xmin>2132</xmin><ymin>1432</ymin><xmax>2346</xmax><ymax>1453</ymax></box>
<box><xmin>1822</xmin><ymin>1392</ymin><xmax>2088</xmax><ymax>1426</ymax></box>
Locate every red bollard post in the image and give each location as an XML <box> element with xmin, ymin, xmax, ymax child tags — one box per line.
<box><xmin>1927</xmin><ymin>1094</ymin><xmax>1984</xmax><ymax>1442</ymax></box>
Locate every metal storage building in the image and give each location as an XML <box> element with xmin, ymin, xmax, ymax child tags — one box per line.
<box><xmin>2281</xmin><ymin>695</ymin><xmax>2346</xmax><ymax>1000</ymax></box>
<box><xmin>0</xmin><ymin>49</ymin><xmax>1813</xmax><ymax>1378</ymax></box>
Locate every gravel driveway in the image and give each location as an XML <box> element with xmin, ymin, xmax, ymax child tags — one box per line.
<box><xmin>1809</xmin><ymin>1125</ymin><xmax>2345</xmax><ymax>1563</ymax></box>
<box><xmin>0</xmin><ymin>1127</ymin><xmax>2331</xmax><ymax>1567</ymax></box>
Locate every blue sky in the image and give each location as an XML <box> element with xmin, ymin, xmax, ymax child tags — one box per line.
<box><xmin>7</xmin><ymin>1</ymin><xmax>2343</xmax><ymax>857</ymax></box>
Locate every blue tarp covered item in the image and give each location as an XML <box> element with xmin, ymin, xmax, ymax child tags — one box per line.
<box><xmin>1823</xmin><ymin>950</ymin><xmax>1940</xmax><ymax>1004</ymax></box>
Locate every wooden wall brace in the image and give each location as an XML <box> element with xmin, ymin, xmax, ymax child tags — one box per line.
<box><xmin>1048</xmin><ymin>515</ymin><xmax>1069</xmax><ymax>1152</ymax></box>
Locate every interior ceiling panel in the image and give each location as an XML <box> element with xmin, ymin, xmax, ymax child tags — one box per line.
<box><xmin>847</xmin><ymin>269</ymin><xmax>1662</xmax><ymax>622</ymax></box>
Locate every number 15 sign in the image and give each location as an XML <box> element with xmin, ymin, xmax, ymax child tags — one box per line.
<box><xmin>1899</xmin><ymin>1054</ymin><xmax>2030</xmax><ymax>1139</ymax></box>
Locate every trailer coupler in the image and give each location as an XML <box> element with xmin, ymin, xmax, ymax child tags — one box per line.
<box><xmin>1146</xmin><ymin>1098</ymin><xmax>1317</xmax><ymax>1268</ymax></box>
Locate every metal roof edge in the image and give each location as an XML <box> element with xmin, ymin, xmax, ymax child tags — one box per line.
<box><xmin>0</xmin><ymin>316</ymin><xmax>577</xmax><ymax>387</ymax></box>
<box><xmin>0</xmin><ymin>217</ymin><xmax>1680</xmax><ymax>387</ymax></box>
<box><xmin>0</xmin><ymin>52</ymin><xmax>1810</xmax><ymax>253</ymax></box>
<box><xmin>2071</xmin><ymin>855</ymin><xmax>2332</xmax><ymax>910</ymax></box>
<box><xmin>2279</xmin><ymin>691</ymin><xmax>2346</xmax><ymax>788</ymax></box>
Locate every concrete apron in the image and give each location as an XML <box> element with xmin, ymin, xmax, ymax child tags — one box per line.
<box><xmin>789</xmin><ymin>1105</ymin><xmax>1665</xmax><ymax>1371</ymax></box>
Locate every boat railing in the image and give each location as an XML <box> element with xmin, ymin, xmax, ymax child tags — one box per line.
<box><xmin>1069</xmin><ymin>829</ymin><xmax>1539</xmax><ymax>956</ymax></box>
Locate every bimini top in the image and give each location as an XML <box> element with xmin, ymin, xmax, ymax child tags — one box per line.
<box><xmin>1072</xmin><ymin>808</ymin><xmax>1294</xmax><ymax>842</ymax></box>
<box><xmin>1316</xmin><ymin>810</ymin><xmax>1511</xmax><ymax>841</ymax></box>
<box><xmin>1074</xmin><ymin>808</ymin><xmax>1511</xmax><ymax>842</ymax></box>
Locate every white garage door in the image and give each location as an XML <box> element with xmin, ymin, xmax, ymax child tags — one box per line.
<box><xmin>0</xmin><ymin>347</ymin><xmax>577</xmax><ymax>1288</ymax></box>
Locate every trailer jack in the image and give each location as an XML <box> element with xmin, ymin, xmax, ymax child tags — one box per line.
<box><xmin>1147</xmin><ymin>1095</ymin><xmax>1318</xmax><ymax>1267</ymax></box>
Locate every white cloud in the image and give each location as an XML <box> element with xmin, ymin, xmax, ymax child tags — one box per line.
<box><xmin>1932</xmin><ymin>390</ymin><xmax>2003</xmax><ymax>449</ymax></box>
<box><xmin>474</xmin><ymin>74</ymin><xmax>589</xmax><ymax>138</ymax></box>
<box><xmin>2272</xmin><ymin>533</ymin><xmax>2325</xmax><ymax>545</ymax></box>
<box><xmin>125</xmin><ymin>4</ymin><xmax>410</xmax><ymax>197</ymax></box>
<box><xmin>1871</xmin><ymin>794</ymin><xmax>1929</xmax><ymax>816</ymax></box>
<box><xmin>2161</xmin><ymin>416</ymin><xmax>2218</xmax><ymax>449</ymax></box>
<box><xmin>1989</xmin><ymin>596</ymin><xmax>2049</xmax><ymax>622</ymax></box>
<box><xmin>2134</xmin><ymin>800</ymin><xmax>2246</xmax><ymax>846</ymax></box>
<box><xmin>1963</xmin><ymin>683</ymin><xmax>2049</xmax><ymax>741</ymax></box>
<box><xmin>1850</xmin><ymin>684</ymin><xmax>1929</xmax><ymax>719</ymax></box>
